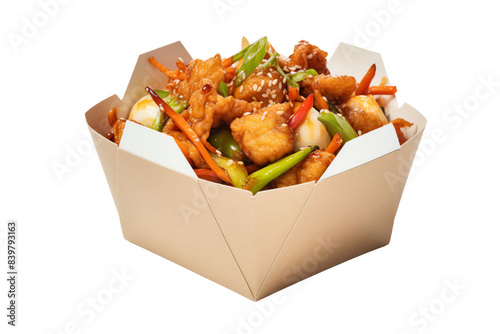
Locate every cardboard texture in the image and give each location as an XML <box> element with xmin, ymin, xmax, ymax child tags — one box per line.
<box><xmin>85</xmin><ymin>41</ymin><xmax>426</xmax><ymax>301</ymax></box>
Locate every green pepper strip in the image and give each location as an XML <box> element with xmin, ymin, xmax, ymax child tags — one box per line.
<box><xmin>244</xmin><ymin>146</ymin><xmax>318</xmax><ymax>195</ymax></box>
<box><xmin>151</xmin><ymin>90</ymin><xmax>188</xmax><ymax>131</ymax></box>
<box><xmin>218</xmin><ymin>81</ymin><xmax>229</xmax><ymax>97</ymax></box>
<box><xmin>317</xmin><ymin>112</ymin><xmax>358</xmax><ymax>143</ymax></box>
<box><xmin>207</xmin><ymin>128</ymin><xmax>246</xmax><ymax>161</ymax></box>
<box><xmin>235</xmin><ymin>36</ymin><xmax>268</xmax><ymax>87</ymax></box>
<box><xmin>288</xmin><ymin>69</ymin><xmax>319</xmax><ymax>83</ymax></box>
<box><xmin>260</xmin><ymin>52</ymin><xmax>299</xmax><ymax>88</ymax></box>
<box><xmin>210</xmin><ymin>153</ymin><xmax>248</xmax><ymax>189</ymax></box>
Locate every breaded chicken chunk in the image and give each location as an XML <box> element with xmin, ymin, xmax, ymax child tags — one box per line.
<box><xmin>230</xmin><ymin>103</ymin><xmax>294</xmax><ymax>166</ymax></box>
<box><xmin>175</xmin><ymin>54</ymin><xmax>226</xmax><ymax>101</ymax></box>
<box><xmin>301</xmin><ymin>74</ymin><xmax>357</xmax><ymax>105</ymax></box>
<box><xmin>188</xmin><ymin>79</ymin><xmax>261</xmax><ymax>141</ymax></box>
<box><xmin>273</xmin><ymin>150</ymin><xmax>334</xmax><ymax>188</ymax></box>
<box><xmin>340</xmin><ymin>95</ymin><xmax>388</xmax><ymax>135</ymax></box>
<box><xmin>233</xmin><ymin>67</ymin><xmax>286</xmax><ymax>106</ymax></box>
<box><xmin>278</xmin><ymin>40</ymin><xmax>330</xmax><ymax>75</ymax></box>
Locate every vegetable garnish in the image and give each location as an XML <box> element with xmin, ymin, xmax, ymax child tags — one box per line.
<box><xmin>244</xmin><ymin>146</ymin><xmax>318</xmax><ymax>195</ymax></box>
<box><xmin>210</xmin><ymin>153</ymin><xmax>248</xmax><ymax>188</ymax></box>
<box><xmin>224</xmin><ymin>66</ymin><xmax>237</xmax><ymax>81</ymax></box>
<box><xmin>312</xmin><ymin>81</ymin><xmax>329</xmax><ymax>110</ymax></box>
<box><xmin>218</xmin><ymin>81</ymin><xmax>229</xmax><ymax>97</ymax></box>
<box><xmin>325</xmin><ymin>133</ymin><xmax>343</xmax><ymax>155</ymax></box>
<box><xmin>260</xmin><ymin>51</ymin><xmax>299</xmax><ymax>88</ymax></box>
<box><xmin>148</xmin><ymin>56</ymin><xmax>185</xmax><ymax>80</ymax></box>
<box><xmin>235</xmin><ymin>37</ymin><xmax>268</xmax><ymax>87</ymax></box>
<box><xmin>317</xmin><ymin>112</ymin><xmax>359</xmax><ymax>143</ymax></box>
<box><xmin>208</xmin><ymin>128</ymin><xmax>246</xmax><ymax>161</ymax></box>
<box><xmin>355</xmin><ymin>63</ymin><xmax>376</xmax><ymax>95</ymax></box>
<box><xmin>367</xmin><ymin>85</ymin><xmax>397</xmax><ymax>95</ymax></box>
<box><xmin>288</xmin><ymin>86</ymin><xmax>299</xmax><ymax>102</ymax></box>
<box><xmin>288</xmin><ymin>69</ymin><xmax>318</xmax><ymax>84</ymax></box>
<box><xmin>108</xmin><ymin>107</ymin><xmax>119</xmax><ymax>127</ymax></box>
<box><xmin>194</xmin><ymin>169</ymin><xmax>223</xmax><ymax>183</ymax></box>
<box><xmin>288</xmin><ymin>94</ymin><xmax>314</xmax><ymax>130</ymax></box>
<box><xmin>151</xmin><ymin>90</ymin><xmax>188</xmax><ymax>132</ymax></box>
<box><xmin>146</xmin><ymin>86</ymin><xmax>232</xmax><ymax>184</ymax></box>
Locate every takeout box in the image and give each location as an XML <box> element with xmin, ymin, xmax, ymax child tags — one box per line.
<box><xmin>85</xmin><ymin>41</ymin><xmax>426</xmax><ymax>301</ymax></box>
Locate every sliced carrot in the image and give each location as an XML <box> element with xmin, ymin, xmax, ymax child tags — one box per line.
<box><xmin>225</xmin><ymin>66</ymin><xmax>237</xmax><ymax>81</ymax></box>
<box><xmin>173</xmin><ymin>137</ymin><xmax>192</xmax><ymax>165</ymax></box>
<box><xmin>325</xmin><ymin>133</ymin><xmax>343</xmax><ymax>154</ymax></box>
<box><xmin>367</xmin><ymin>85</ymin><xmax>397</xmax><ymax>95</ymax></box>
<box><xmin>202</xmin><ymin>138</ymin><xmax>218</xmax><ymax>154</ymax></box>
<box><xmin>176</xmin><ymin>59</ymin><xmax>187</xmax><ymax>72</ymax></box>
<box><xmin>288</xmin><ymin>86</ymin><xmax>299</xmax><ymax>102</ymax></box>
<box><xmin>148</xmin><ymin>56</ymin><xmax>186</xmax><ymax>80</ymax></box>
<box><xmin>356</xmin><ymin>64</ymin><xmax>376</xmax><ymax>95</ymax></box>
<box><xmin>194</xmin><ymin>169</ymin><xmax>224</xmax><ymax>183</ymax></box>
<box><xmin>146</xmin><ymin>86</ymin><xmax>232</xmax><ymax>184</ymax></box>
<box><xmin>312</xmin><ymin>81</ymin><xmax>329</xmax><ymax>110</ymax></box>
<box><xmin>108</xmin><ymin>107</ymin><xmax>119</xmax><ymax>127</ymax></box>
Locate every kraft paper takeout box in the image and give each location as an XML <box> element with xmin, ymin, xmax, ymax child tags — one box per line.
<box><xmin>85</xmin><ymin>41</ymin><xmax>426</xmax><ymax>301</ymax></box>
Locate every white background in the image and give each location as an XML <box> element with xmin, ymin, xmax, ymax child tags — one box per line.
<box><xmin>1</xmin><ymin>0</ymin><xmax>499</xmax><ymax>333</ymax></box>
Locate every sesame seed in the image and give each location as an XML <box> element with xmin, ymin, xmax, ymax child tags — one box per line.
<box><xmin>178</xmin><ymin>57</ymin><xmax>184</xmax><ymax>62</ymax></box>
<box><xmin>277</xmin><ymin>110</ymin><xmax>284</xmax><ymax>115</ymax></box>
<box><xmin>268</xmin><ymin>81</ymin><xmax>272</xmax><ymax>87</ymax></box>
<box><xmin>261</xmin><ymin>80</ymin><xmax>265</xmax><ymax>86</ymax></box>
<box><xmin>253</xmin><ymin>108</ymin><xmax>257</xmax><ymax>112</ymax></box>
<box><xmin>269</xmin><ymin>100</ymin><xmax>274</xmax><ymax>105</ymax></box>
<box><xmin>358</xmin><ymin>130</ymin><xmax>362</xmax><ymax>135</ymax></box>
<box><xmin>283</xmin><ymin>78</ymin><xmax>286</xmax><ymax>84</ymax></box>
<box><xmin>261</xmin><ymin>115</ymin><xmax>265</xmax><ymax>121</ymax></box>
<box><xmin>252</xmin><ymin>96</ymin><xmax>257</xmax><ymax>101</ymax></box>
<box><xmin>283</xmin><ymin>89</ymin><xmax>287</xmax><ymax>95</ymax></box>
<box><xmin>272</xmin><ymin>94</ymin><xmax>276</xmax><ymax>99</ymax></box>
<box><xmin>271</xmin><ymin>90</ymin><xmax>276</xmax><ymax>94</ymax></box>
<box><xmin>266</xmin><ymin>88</ymin><xmax>271</xmax><ymax>94</ymax></box>
<box><xmin>307</xmin><ymin>54</ymin><xmax>313</xmax><ymax>59</ymax></box>
<box><xmin>257</xmin><ymin>86</ymin><xmax>262</xmax><ymax>92</ymax></box>
<box><xmin>257</xmin><ymin>71</ymin><xmax>263</xmax><ymax>76</ymax></box>
<box><xmin>290</xmin><ymin>66</ymin><xmax>296</xmax><ymax>71</ymax></box>
<box><xmin>242</xmin><ymin>73</ymin><xmax>246</xmax><ymax>80</ymax></box>
<box><xmin>285</xmin><ymin>94</ymin><xmax>289</xmax><ymax>99</ymax></box>
<box><xmin>239</xmin><ymin>86</ymin><xmax>244</xmax><ymax>92</ymax></box>
<box><xmin>267</xmin><ymin>73</ymin><xmax>272</xmax><ymax>78</ymax></box>
<box><xmin>262</xmin><ymin>94</ymin><xmax>268</xmax><ymax>98</ymax></box>
<box><xmin>228</xmin><ymin>159</ymin><xmax>234</xmax><ymax>165</ymax></box>
<box><xmin>289</xmin><ymin>101</ymin><xmax>293</xmax><ymax>107</ymax></box>
<box><xmin>282</xmin><ymin>123</ymin><xmax>288</xmax><ymax>127</ymax></box>
<box><xmin>253</xmin><ymin>84</ymin><xmax>258</xmax><ymax>91</ymax></box>
<box><xmin>179</xmin><ymin>95</ymin><xmax>184</xmax><ymax>98</ymax></box>
<box><xmin>216</xmin><ymin>149</ymin><xmax>222</xmax><ymax>155</ymax></box>
<box><xmin>272</xmin><ymin>79</ymin><xmax>278</xmax><ymax>85</ymax></box>
<box><xmin>263</xmin><ymin>111</ymin><xmax>268</xmax><ymax>116</ymax></box>
<box><xmin>243</xmin><ymin>112</ymin><xmax>251</xmax><ymax>116</ymax></box>
<box><xmin>279</xmin><ymin>82</ymin><xmax>282</xmax><ymax>89</ymax></box>
<box><xmin>290</xmin><ymin>71</ymin><xmax>296</xmax><ymax>74</ymax></box>
<box><xmin>237</xmin><ymin>161</ymin><xmax>244</xmax><ymax>165</ymax></box>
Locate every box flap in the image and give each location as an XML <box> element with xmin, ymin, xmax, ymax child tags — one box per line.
<box><xmin>122</xmin><ymin>41</ymin><xmax>193</xmax><ymax>111</ymax></box>
<box><xmin>328</xmin><ymin>43</ymin><xmax>392</xmax><ymax>86</ymax></box>
<box><xmin>119</xmin><ymin>121</ymin><xmax>196</xmax><ymax>179</ymax></box>
<box><xmin>256</xmin><ymin>149</ymin><xmax>400</xmax><ymax>300</ymax></box>
<box><xmin>199</xmin><ymin>180</ymin><xmax>315</xmax><ymax>297</ymax></box>
<box><xmin>116</xmin><ymin>148</ymin><xmax>253</xmax><ymax>300</ymax></box>
<box><xmin>85</xmin><ymin>95</ymin><xmax>122</xmax><ymax>207</ymax></box>
<box><xmin>320</xmin><ymin>123</ymin><xmax>400</xmax><ymax>180</ymax></box>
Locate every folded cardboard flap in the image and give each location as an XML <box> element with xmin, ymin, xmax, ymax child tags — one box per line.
<box><xmin>320</xmin><ymin>123</ymin><xmax>400</xmax><ymax>180</ymax></box>
<box><xmin>199</xmin><ymin>179</ymin><xmax>315</xmax><ymax>297</ymax></box>
<box><xmin>119</xmin><ymin>121</ymin><xmax>196</xmax><ymax>179</ymax></box>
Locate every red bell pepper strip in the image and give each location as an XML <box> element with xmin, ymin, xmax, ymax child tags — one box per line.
<box><xmin>288</xmin><ymin>94</ymin><xmax>313</xmax><ymax>130</ymax></box>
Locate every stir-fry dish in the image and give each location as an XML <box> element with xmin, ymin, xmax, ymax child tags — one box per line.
<box><xmin>107</xmin><ymin>37</ymin><xmax>414</xmax><ymax>194</ymax></box>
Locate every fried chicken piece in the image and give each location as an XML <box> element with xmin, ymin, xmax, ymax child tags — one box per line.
<box><xmin>233</xmin><ymin>67</ymin><xmax>285</xmax><ymax>106</ymax></box>
<box><xmin>273</xmin><ymin>150</ymin><xmax>334</xmax><ymax>188</ymax></box>
<box><xmin>301</xmin><ymin>74</ymin><xmax>357</xmax><ymax>105</ymax></box>
<box><xmin>278</xmin><ymin>40</ymin><xmax>330</xmax><ymax>75</ymax></box>
<box><xmin>162</xmin><ymin>111</ymin><xmax>208</xmax><ymax>169</ymax></box>
<box><xmin>340</xmin><ymin>95</ymin><xmax>388</xmax><ymax>135</ymax></box>
<box><xmin>188</xmin><ymin>79</ymin><xmax>261</xmax><ymax>141</ymax></box>
<box><xmin>231</xmin><ymin>103</ymin><xmax>294</xmax><ymax>166</ymax></box>
<box><xmin>175</xmin><ymin>54</ymin><xmax>226</xmax><ymax>101</ymax></box>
